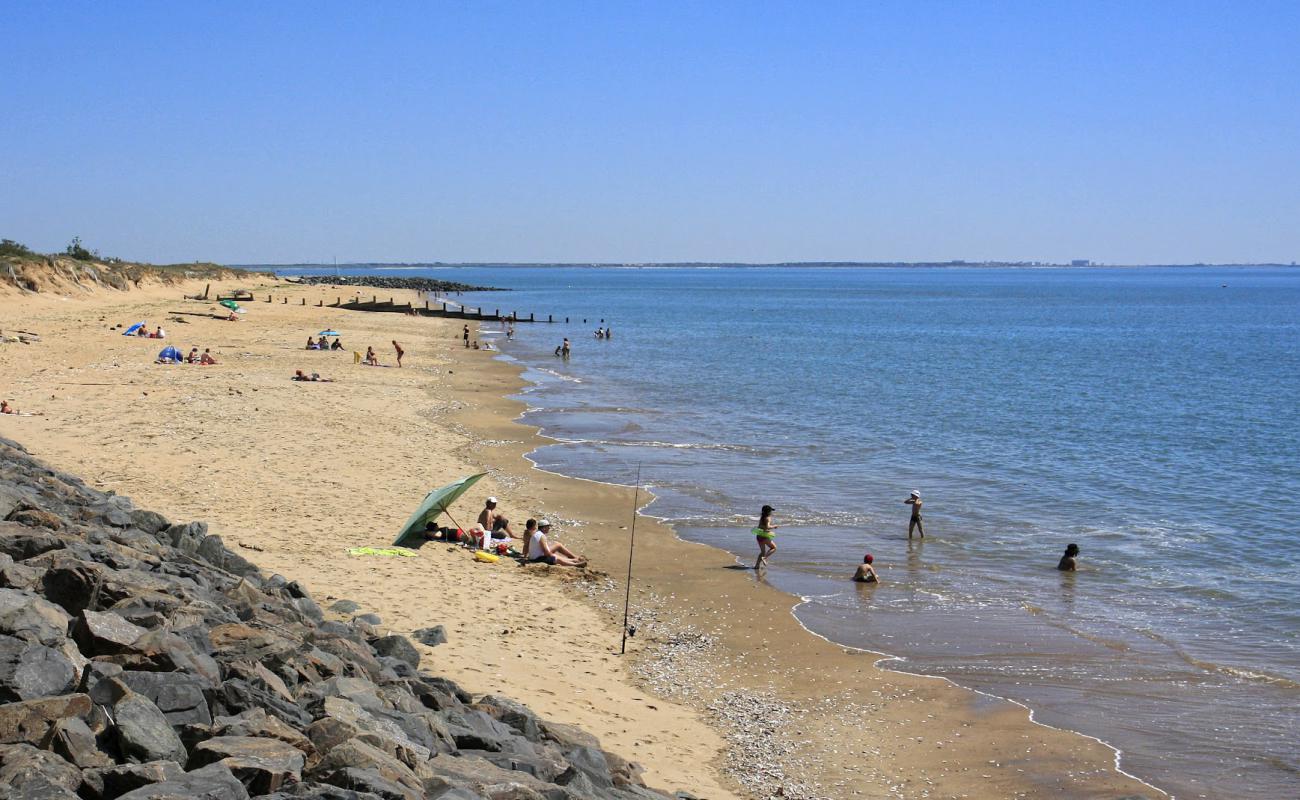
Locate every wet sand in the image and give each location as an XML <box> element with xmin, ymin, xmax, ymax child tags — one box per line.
<box><xmin>0</xmin><ymin>277</ymin><xmax>1163</xmax><ymax>799</ymax></box>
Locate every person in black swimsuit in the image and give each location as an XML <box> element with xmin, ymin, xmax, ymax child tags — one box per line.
<box><xmin>905</xmin><ymin>490</ymin><xmax>924</xmax><ymax>539</ymax></box>
<box><xmin>1058</xmin><ymin>543</ymin><xmax>1079</xmax><ymax>571</ymax></box>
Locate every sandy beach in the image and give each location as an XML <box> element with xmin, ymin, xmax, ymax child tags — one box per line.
<box><xmin>0</xmin><ymin>276</ymin><xmax>1165</xmax><ymax>799</ymax></box>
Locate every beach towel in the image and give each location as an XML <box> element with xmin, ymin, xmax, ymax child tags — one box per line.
<box><xmin>347</xmin><ymin>546</ymin><xmax>417</xmax><ymax>558</ymax></box>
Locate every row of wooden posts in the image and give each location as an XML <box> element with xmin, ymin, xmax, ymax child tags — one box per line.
<box><xmin>253</xmin><ymin>293</ymin><xmax>577</xmax><ymax>323</ymax></box>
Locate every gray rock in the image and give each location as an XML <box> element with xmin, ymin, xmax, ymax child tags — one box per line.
<box><xmin>81</xmin><ymin>760</ymin><xmax>186</xmax><ymax>800</ymax></box>
<box><xmin>42</xmin><ymin>715</ymin><xmax>114</xmax><ymax>768</ymax></box>
<box><xmin>189</xmin><ymin>735</ymin><xmax>307</xmax><ymax>794</ymax></box>
<box><xmin>0</xmin><ymin>692</ymin><xmax>91</xmax><ymax>745</ymax></box>
<box><xmin>129</xmin><ymin>510</ymin><xmax>172</xmax><ymax>535</ymax></box>
<box><xmin>210</xmin><ymin>708</ymin><xmax>314</xmax><ymax>759</ymax></box>
<box><xmin>557</xmin><ymin>746</ymin><xmax>613</xmax><ymax>789</ymax></box>
<box><xmin>39</xmin><ymin>557</ymin><xmax>106</xmax><ymax>613</ymax></box>
<box><xmin>210</xmin><ymin>678</ymin><xmax>313</xmax><ymax>729</ymax></box>
<box><xmin>352</xmin><ymin>614</ymin><xmax>382</xmax><ymax>627</ymax></box>
<box><xmin>369</xmin><ymin>636</ymin><xmax>419</xmax><ymax>670</ymax></box>
<box><xmin>99</xmin><ymin>678</ymin><xmax>188</xmax><ymax>764</ymax></box>
<box><xmin>0</xmin><ymin>587</ymin><xmax>72</xmax><ymax>645</ymax></box>
<box><xmin>0</xmin><ymin>635</ymin><xmax>78</xmax><ymax>701</ymax></box>
<box><xmin>260</xmin><ymin>784</ymin><xmax>388</xmax><ymax>800</ymax></box>
<box><xmin>411</xmin><ymin>626</ymin><xmax>447</xmax><ymax>647</ymax></box>
<box><xmin>441</xmin><ymin>709</ymin><xmax>521</xmax><ymax>753</ymax></box>
<box><xmin>308</xmin><ymin>739</ymin><xmax>424</xmax><ymax>796</ymax></box>
<box><xmin>316</xmin><ymin>766</ymin><xmax>420</xmax><ymax>800</ymax></box>
<box><xmin>328</xmin><ymin>600</ymin><xmax>362</xmax><ymax>615</ymax></box>
<box><xmin>0</xmin><ymin>742</ymin><xmax>83</xmax><ymax>798</ymax></box>
<box><xmin>0</xmin><ymin>528</ymin><xmax>66</xmax><ymax>561</ymax></box>
<box><xmin>114</xmin><ymin>762</ymin><xmax>250</xmax><ymax>800</ymax></box>
<box><xmin>117</xmin><ymin>671</ymin><xmax>213</xmax><ymax>727</ymax></box>
<box><xmin>74</xmin><ymin>609</ymin><xmax>148</xmax><ymax>655</ymax></box>
<box><xmin>162</xmin><ymin>522</ymin><xmax>208</xmax><ymax>554</ymax></box>
<box><xmin>474</xmin><ymin>696</ymin><xmax>541</xmax><ymax>742</ymax></box>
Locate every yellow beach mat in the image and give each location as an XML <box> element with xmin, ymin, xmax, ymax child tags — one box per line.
<box><xmin>347</xmin><ymin>546</ymin><xmax>417</xmax><ymax>558</ymax></box>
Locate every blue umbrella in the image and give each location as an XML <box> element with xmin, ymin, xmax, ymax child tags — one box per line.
<box><xmin>318</xmin><ymin>330</ymin><xmax>340</xmax><ymax>337</ymax></box>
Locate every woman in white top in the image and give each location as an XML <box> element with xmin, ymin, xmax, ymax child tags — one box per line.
<box><xmin>525</xmin><ymin>519</ymin><xmax>586</xmax><ymax>567</ymax></box>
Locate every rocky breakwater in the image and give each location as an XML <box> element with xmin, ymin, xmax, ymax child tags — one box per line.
<box><xmin>0</xmin><ymin>434</ymin><xmax>682</xmax><ymax>800</ymax></box>
<box><xmin>291</xmin><ymin>276</ymin><xmax>502</xmax><ymax>293</ymax></box>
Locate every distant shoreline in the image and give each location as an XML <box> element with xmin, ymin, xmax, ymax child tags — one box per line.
<box><xmin>244</xmin><ymin>260</ymin><xmax>1299</xmax><ymax>270</ymax></box>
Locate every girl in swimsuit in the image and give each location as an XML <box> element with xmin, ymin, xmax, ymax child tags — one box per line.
<box><xmin>753</xmin><ymin>504</ymin><xmax>778</xmax><ymax>570</ymax></box>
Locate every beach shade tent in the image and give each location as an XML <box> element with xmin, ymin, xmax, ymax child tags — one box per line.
<box><xmin>157</xmin><ymin>346</ymin><xmax>184</xmax><ymax>362</ymax></box>
<box><xmin>219</xmin><ymin>300</ymin><xmax>246</xmax><ymax>313</ymax></box>
<box><xmin>122</xmin><ymin>322</ymin><xmax>146</xmax><ymax>336</ymax></box>
<box><xmin>392</xmin><ymin>472</ymin><xmax>488</xmax><ymax>547</ymax></box>
<box><xmin>318</xmin><ymin>330</ymin><xmax>340</xmax><ymax>337</ymax></box>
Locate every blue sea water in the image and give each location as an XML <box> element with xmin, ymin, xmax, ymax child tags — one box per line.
<box><xmin>283</xmin><ymin>265</ymin><xmax>1299</xmax><ymax>799</ymax></box>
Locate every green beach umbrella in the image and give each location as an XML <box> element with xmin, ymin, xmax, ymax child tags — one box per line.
<box><xmin>219</xmin><ymin>299</ymin><xmax>241</xmax><ymax>310</ymax></box>
<box><xmin>392</xmin><ymin>472</ymin><xmax>488</xmax><ymax>547</ymax></box>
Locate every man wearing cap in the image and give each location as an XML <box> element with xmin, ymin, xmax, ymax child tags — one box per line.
<box><xmin>905</xmin><ymin>490</ymin><xmax>924</xmax><ymax>539</ymax></box>
<box><xmin>478</xmin><ymin>496</ymin><xmax>516</xmax><ymax>543</ymax></box>
<box><xmin>525</xmin><ymin>518</ymin><xmax>586</xmax><ymax>567</ymax></box>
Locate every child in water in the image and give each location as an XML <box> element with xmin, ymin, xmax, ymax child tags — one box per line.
<box><xmin>753</xmin><ymin>505</ymin><xmax>777</xmax><ymax>569</ymax></box>
<box><xmin>853</xmin><ymin>553</ymin><xmax>879</xmax><ymax>583</ymax></box>
<box><xmin>1058</xmin><ymin>543</ymin><xmax>1080</xmax><ymax>571</ymax></box>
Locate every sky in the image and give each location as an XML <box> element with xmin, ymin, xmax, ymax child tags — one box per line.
<box><xmin>1</xmin><ymin>1</ymin><xmax>1297</xmax><ymax>265</ymax></box>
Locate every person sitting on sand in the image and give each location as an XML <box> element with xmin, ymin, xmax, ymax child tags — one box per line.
<box><xmin>292</xmin><ymin>369</ymin><xmax>334</xmax><ymax>382</ymax></box>
<box><xmin>1058</xmin><ymin>543</ymin><xmax>1080</xmax><ymax>572</ymax></box>
<box><xmin>364</xmin><ymin>346</ymin><xmax>379</xmax><ymax>366</ymax></box>
<box><xmin>306</xmin><ymin>337</ymin><xmax>317</xmax><ymax>350</ymax></box>
<box><xmin>317</xmin><ymin>336</ymin><xmax>329</xmax><ymax>349</ymax></box>
<box><xmin>478</xmin><ymin>496</ymin><xmax>517</xmax><ymax>543</ymax></box>
<box><xmin>853</xmin><ymin>553</ymin><xmax>880</xmax><ymax>583</ymax></box>
<box><xmin>330</xmin><ymin>338</ymin><xmax>343</xmax><ymax>350</ymax></box>
<box><xmin>136</xmin><ymin>326</ymin><xmax>149</xmax><ymax>337</ymax></box>
<box><xmin>200</xmin><ymin>348</ymin><xmax>217</xmax><ymax>365</ymax></box>
<box><xmin>155</xmin><ymin>326</ymin><xmax>166</xmax><ymax>340</ymax></box>
<box><xmin>753</xmin><ymin>504</ymin><xmax>778</xmax><ymax>569</ymax></box>
<box><xmin>186</xmin><ymin>347</ymin><xmax>199</xmax><ymax>364</ymax></box>
<box><xmin>905</xmin><ymin>490</ymin><xmax>924</xmax><ymax>539</ymax></box>
<box><xmin>526</xmin><ymin>519</ymin><xmax>586</xmax><ymax>566</ymax></box>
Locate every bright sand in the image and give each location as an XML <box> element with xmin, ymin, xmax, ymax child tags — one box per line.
<box><xmin>0</xmin><ymin>278</ymin><xmax>1164</xmax><ymax>799</ymax></box>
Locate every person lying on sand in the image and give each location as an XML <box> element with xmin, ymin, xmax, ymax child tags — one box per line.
<box><xmin>292</xmin><ymin>370</ymin><xmax>334</xmax><ymax>382</ymax></box>
<box><xmin>200</xmin><ymin>348</ymin><xmax>217</xmax><ymax>365</ymax></box>
<box><xmin>525</xmin><ymin>519</ymin><xmax>586</xmax><ymax>567</ymax></box>
<box><xmin>1</xmin><ymin>400</ymin><xmax>17</xmax><ymax>414</ymax></box>
<box><xmin>853</xmin><ymin>553</ymin><xmax>879</xmax><ymax>583</ymax></box>
<box><xmin>1058</xmin><ymin>543</ymin><xmax>1079</xmax><ymax>572</ymax></box>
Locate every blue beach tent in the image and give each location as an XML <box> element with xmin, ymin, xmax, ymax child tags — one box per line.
<box><xmin>122</xmin><ymin>322</ymin><xmax>146</xmax><ymax>336</ymax></box>
<box><xmin>157</xmin><ymin>346</ymin><xmax>183</xmax><ymax>362</ymax></box>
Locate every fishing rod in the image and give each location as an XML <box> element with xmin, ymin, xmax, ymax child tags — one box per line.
<box><xmin>620</xmin><ymin>464</ymin><xmax>641</xmax><ymax>655</ymax></box>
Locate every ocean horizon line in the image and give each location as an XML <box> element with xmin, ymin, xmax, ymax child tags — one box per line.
<box><xmin>247</xmin><ymin>260</ymin><xmax>1299</xmax><ymax>270</ymax></box>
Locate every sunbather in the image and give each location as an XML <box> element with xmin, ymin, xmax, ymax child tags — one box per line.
<box><xmin>200</xmin><ymin>348</ymin><xmax>217</xmax><ymax>365</ymax></box>
<box><xmin>292</xmin><ymin>370</ymin><xmax>334</xmax><ymax>382</ymax></box>
<box><xmin>186</xmin><ymin>348</ymin><xmax>199</xmax><ymax>363</ymax></box>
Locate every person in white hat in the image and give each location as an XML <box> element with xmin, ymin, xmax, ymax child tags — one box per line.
<box><xmin>525</xmin><ymin>518</ymin><xmax>586</xmax><ymax>567</ymax></box>
<box><xmin>904</xmin><ymin>490</ymin><xmax>924</xmax><ymax>539</ymax></box>
<box><xmin>477</xmin><ymin>495</ymin><xmax>517</xmax><ymax>544</ymax></box>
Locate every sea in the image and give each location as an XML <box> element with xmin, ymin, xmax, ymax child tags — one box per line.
<box><xmin>278</xmin><ymin>264</ymin><xmax>1300</xmax><ymax>799</ymax></box>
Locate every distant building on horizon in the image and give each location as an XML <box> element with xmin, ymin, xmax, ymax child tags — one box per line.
<box><xmin>1071</xmin><ymin>259</ymin><xmax>1092</xmax><ymax>267</ymax></box>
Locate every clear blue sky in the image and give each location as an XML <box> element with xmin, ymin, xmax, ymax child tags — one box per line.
<box><xmin>2</xmin><ymin>2</ymin><xmax>1297</xmax><ymax>264</ymax></box>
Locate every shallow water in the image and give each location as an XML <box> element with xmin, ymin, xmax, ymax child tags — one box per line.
<box><xmin>282</xmin><ymin>264</ymin><xmax>1300</xmax><ymax>799</ymax></box>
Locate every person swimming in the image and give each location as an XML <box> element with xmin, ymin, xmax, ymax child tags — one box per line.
<box><xmin>853</xmin><ymin>553</ymin><xmax>879</xmax><ymax>583</ymax></box>
<box><xmin>753</xmin><ymin>504</ymin><xmax>777</xmax><ymax>569</ymax></box>
<box><xmin>1058</xmin><ymin>543</ymin><xmax>1080</xmax><ymax>571</ymax></box>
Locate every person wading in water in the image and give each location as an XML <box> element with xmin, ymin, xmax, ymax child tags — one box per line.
<box><xmin>905</xmin><ymin>490</ymin><xmax>924</xmax><ymax>539</ymax></box>
<box><xmin>753</xmin><ymin>504</ymin><xmax>778</xmax><ymax>570</ymax></box>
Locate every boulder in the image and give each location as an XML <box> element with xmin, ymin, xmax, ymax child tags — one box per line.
<box><xmin>328</xmin><ymin>600</ymin><xmax>362</xmax><ymax>615</ymax></box>
<box><xmin>207</xmin><ymin>623</ymin><xmax>299</xmax><ymax>667</ymax></box>
<box><xmin>129</xmin><ymin>510</ymin><xmax>172</xmax><ymax>535</ymax></box>
<box><xmin>211</xmin><ymin>708</ymin><xmax>315</xmax><ymax>761</ymax></box>
<box><xmin>352</xmin><ymin>614</ymin><xmax>382</xmax><ymax>627</ymax></box>
<box><xmin>0</xmin><ymin>635</ymin><xmax>78</xmax><ymax>701</ymax></box>
<box><xmin>189</xmin><ymin>735</ymin><xmax>306</xmax><ymax>794</ymax></box>
<box><xmin>42</xmin><ymin>715</ymin><xmax>114</xmax><ymax>768</ymax></box>
<box><xmin>161</xmin><ymin>522</ymin><xmax>208</xmax><ymax>554</ymax></box>
<box><xmin>98</xmin><ymin>679</ymin><xmax>188</xmax><ymax>764</ymax></box>
<box><xmin>8</xmin><ymin>507</ymin><xmax>64</xmax><ymax>530</ymax></box>
<box><xmin>556</xmin><ymin>746</ymin><xmax>613</xmax><ymax>789</ymax></box>
<box><xmin>473</xmin><ymin>696</ymin><xmax>541</xmax><ymax>742</ymax></box>
<box><xmin>411</xmin><ymin>626</ymin><xmax>447</xmax><ymax>647</ymax></box>
<box><xmin>0</xmin><ymin>742</ymin><xmax>83</xmax><ymax>798</ymax></box>
<box><xmin>0</xmin><ymin>527</ymin><xmax>66</xmax><ymax>561</ymax></box>
<box><xmin>114</xmin><ymin>762</ymin><xmax>250</xmax><ymax>800</ymax></box>
<box><xmin>40</xmin><ymin>558</ymin><xmax>106</xmax><ymax>613</ymax></box>
<box><xmin>74</xmin><ymin>609</ymin><xmax>148</xmax><ymax>655</ymax></box>
<box><xmin>307</xmin><ymin>738</ymin><xmax>423</xmax><ymax>794</ymax></box>
<box><xmin>117</xmin><ymin>671</ymin><xmax>213</xmax><ymax>727</ymax></box>
<box><xmin>369</xmin><ymin>636</ymin><xmax>419</xmax><ymax>670</ymax></box>
<box><xmin>316</xmin><ymin>766</ymin><xmax>421</xmax><ymax>800</ymax></box>
<box><xmin>260</xmin><ymin>784</ymin><xmax>390</xmax><ymax>800</ymax></box>
<box><xmin>0</xmin><ymin>692</ymin><xmax>91</xmax><ymax>745</ymax></box>
<box><xmin>0</xmin><ymin>587</ymin><xmax>72</xmax><ymax>645</ymax></box>
<box><xmin>210</xmin><ymin>678</ymin><xmax>313</xmax><ymax>729</ymax></box>
<box><xmin>441</xmin><ymin>709</ymin><xmax>521</xmax><ymax>753</ymax></box>
<box><xmin>81</xmin><ymin>760</ymin><xmax>186</xmax><ymax>800</ymax></box>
